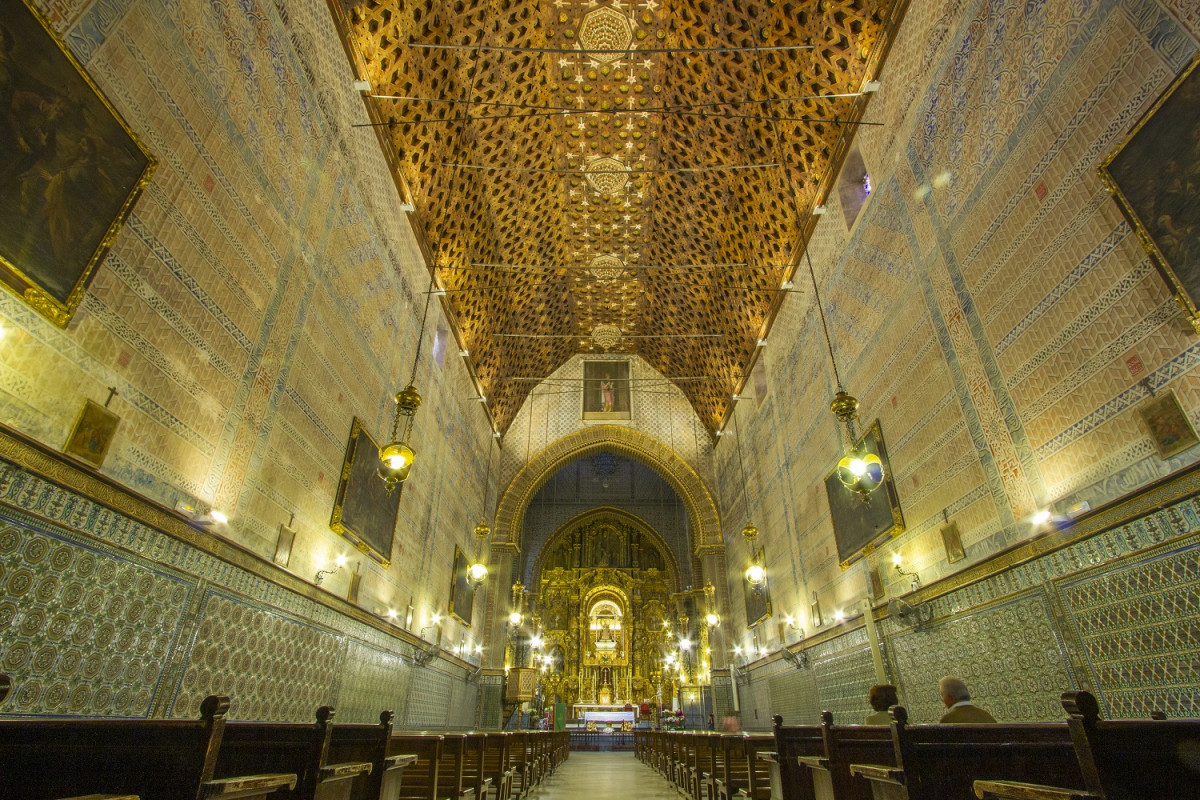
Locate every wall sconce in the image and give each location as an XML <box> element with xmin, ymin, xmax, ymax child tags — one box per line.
<box><xmin>892</xmin><ymin>553</ymin><xmax>921</xmax><ymax>589</ymax></box>
<box><xmin>314</xmin><ymin>553</ymin><xmax>347</xmax><ymax>586</ymax></box>
<box><xmin>833</xmin><ymin>608</ymin><xmax>846</xmax><ymax>623</ymax></box>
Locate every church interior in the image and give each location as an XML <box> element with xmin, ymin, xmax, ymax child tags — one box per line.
<box><xmin>1</xmin><ymin>0</ymin><xmax>1199</xmax><ymax>796</ymax></box>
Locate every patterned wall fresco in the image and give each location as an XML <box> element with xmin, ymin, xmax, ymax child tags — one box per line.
<box><xmin>715</xmin><ymin>0</ymin><xmax>1200</xmax><ymax>651</ymax></box>
<box><xmin>731</xmin><ymin>490</ymin><xmax>1200</xmax><ymax>727</ymax></box>
<box><xmin>0</xmin><ymin>459</ymin><xmax>479</xmax><ymax>726</ymax></box>
<box><xmin>0</xmin><ymin>0</ymin><xmax>499</xmax><ymax>658</ymax></box>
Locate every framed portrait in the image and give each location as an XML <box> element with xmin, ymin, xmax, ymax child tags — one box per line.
<box><xmin>582</xmin><ymin>360</ymin><xmax>631</xmax><ymax>420</ymax></box>
<box><xmin>0</xmin><ymin>0</ymin><xmax>155</xmax><ymax>328</ymax></box>
<box><xmin>448</xmin><ymin>545</ymin><xmax>475</xmax><ymax>626</ymax></box>
<box><xmin>62</xmin><ymin>399</ymin><xmax>119</xmax><ymax>468</ymax></box>
<box><xmin>1100</xmin><ymin>55</ymin><xmax>1200</xmax><ymax>332</ymax></box>
<box><xmin>273</xmin><ymin>523</ymin><xmax>296</xmax><ymax>568</ymax></box>
<box><xmin>1138</xmin><ymin>389</ymin><xmax>1200</xmax><ymax>459</ymax></box>
<box><xmin>330</xmin><ymin>417</ymin><xmax>400</xmax><ymax>567</ymax></box>
<box><xmin>743</xmin><ymin>545</ymin><xmax>772</xmax><ymax>628</ymax></box>
<box><xmin>940</xmin><ymin>520</ymin><xmax>966</xmax><ymax>564</ymax></box>
<box><xmin>824</xmin><ymin>420</ymin><xmax>905</xmax><ymax>569</ymax></box>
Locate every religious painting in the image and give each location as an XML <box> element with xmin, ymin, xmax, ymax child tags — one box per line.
<box><xmin>448</xmin><ymin>545</ymin><xmax>475</xmax><ymax>626</ymax></box>
<box><xmin>940</xmin><ymin>520</ymin><xmax>966</xmax><ymax>564</ymax></box>
<box><xmin>330</xmin><ymin>417</ymin><xmax>400</xmax><ymax>567</ymax></box>
<box><xmin>582</xmin><ymin>360</ymin><xmax>631</xmax><ymax>420</ymax></box>
<box><xmin>1100</xmin><ymin>55</ymin><xmax>1200</xmax><ymax>332</ymax></box>
<box><xmin>824</xmin><ymin>420</ymin><xmax>905</xmax><ymax>569</ymax></box>
<box><xmin>62</xmin><ymin>398</ymin><xmax>119</xmax><ymax>468</ymax></box>
<box><xmin>810</xmin><ymin>593</ymin><xmax>823</xmax><ymax>629</ymax></box>
<box><xmin>1138</xmin><ymin>389</ymin><xmax>1200</xmax><ymax>460</ymax></box>
<box><xmin>743</xmin><ymin>545</ymin><xmax>772</xmax><ymax>627</ymax></box>
<box><xmin>0</xmin><ymin>0</ymin><xmax>155</xmax><ymax>328</ymax></box>
<box><xmin>273</xmin><ymin>523</ymin><xmax>296</xmax><ymax>569</ymax></box>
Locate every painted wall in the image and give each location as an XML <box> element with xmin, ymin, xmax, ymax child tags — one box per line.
<box><xmin>717</xmin><ymin>0</ymin><xmax>1200</xmax><ymax>654</ymax></box>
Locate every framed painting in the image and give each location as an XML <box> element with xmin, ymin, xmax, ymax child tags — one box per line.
<box><xmin>62</xmin><ymin>399</ymin><xmax>119</xmax><ymax>468</ymax></box>
<box><xmin>743</xmin><ymin>546</ymin><xmax>772</xmax><ymax>628</ymax></box>
<box><xmin>273</xmin><ymin>523</ymin><xmax>296</xmax><ymax>568</ymax></box>
<box><xmin>449</xmin><ymin>545</ymin><xmax>475</xmax><ymax>626</ymax></box>
<box><xmin>330</xmin><ymin>417</ymin><xmax>400</xmax><ymax>567</ymax></box>
<box><xmin>1138</xmin><ymin>389</ymin><xmax>1200</xmax><ymax>459</ymax></box>
<box><xmin>0</xmin><ymin>0</ymin><xmax>155</xmax><ymax>328</ymax></box>
<box><xmin>940</xmin><ymin>520</ymin><xmax>966</xmax><ymax>564</ymax></box>
<box><xmin>582</xmin><ymin>360</ymin><xmax>631</xmax><ymax>420</ymax></box>
<box><xmin>824</xmin><ymin>419</ymin><xmax>905</xmax><ymax>569</ymax></box>
<box><xmin>1100</xmin><ymin>55</ymin><xmax>1200</xmax><ymax>331</ymax></box>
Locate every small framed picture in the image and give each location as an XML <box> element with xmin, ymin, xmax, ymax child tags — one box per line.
<box><xmin>63</xmin><ymin>399</ymin><xmax>120</xmax><ymax>469</ymax></box>
<box><xmin>809</xmin><ymin>593</ymin><xmax>823</xmax><ymax>629</ymax></box>
<box><xmin>868</xmin><ymin>565</ymin><xmax>885</xmax><ymax>599</ymax></box>
<box><xmin>940</xmin><ymin>520</ymin><xmax>966</xmax><ymax>564</ymax></box>
<box><xmin>273</xmin><ymin>524</ymin><xmax>296</xmax><ymax>568</ymax></box>
<box><xmin>1138</xmin><ymin>389</ymin><xmax>1199</xmax><ymax>460</ymax></box>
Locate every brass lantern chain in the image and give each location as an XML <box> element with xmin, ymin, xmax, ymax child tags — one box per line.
<box><xmin>467</xmin><ymin>443</ymin><xmax>495</xmax><ymax>587</ymax></box>
<box><xmin>732</xmin><ymin>409</ymin><xmax>766</xmax><ymax>587</ymax></box>
<box><xmin>378</xmin><ymin>275</ymin><xmax>436</xmax><ymax>492</ymax></box>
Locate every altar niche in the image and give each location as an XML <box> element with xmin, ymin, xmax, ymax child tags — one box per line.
<box><xmin>523</xmin><ymin>508</ymin><xmax>684</xmax><ymax>712</ymax></box>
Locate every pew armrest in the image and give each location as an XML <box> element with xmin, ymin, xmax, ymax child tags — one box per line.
<box><xmin>849</xmin><ymin>763</ymin><xmax>905</xmax><ymax>786</ymax></box>
<box><xmin>973</xmin><ymin>780</ymin><xmax>1100</xmax><ymax>800</ymax></box>
<box><xmin>59</xmin><ymin>796</ymin><xmax>140</xmax><ymax>800</ymax></box>
<box><xmin>201</xmin><ymin>773</ymin><xmax>297</xmax><ymax>800</ymax></box>
<box><xmin>757</xmin><ymin>752</ymin><xmax>778</xmax><ymax>764</ymax></box>
<box><xmin>385</xmin><ymin>754</ymin><xmax>419</xmax><ymax>770</ymax></box>
<box><xmin>796</xmin><ymin>755</ymin><xmax>830</xmax><ymax>772</ymax></box>
<box><xmin>318</xmin><ymin>761</ymin><xmax>373</xmax><ymax>782</ymax></box>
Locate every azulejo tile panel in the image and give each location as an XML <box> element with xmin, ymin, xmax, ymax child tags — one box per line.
<box><xmin>171</xmin><ymin>589</ymin><xmax>345</xmax><ymax>722</ymax></box>
<box><xmin>0</xmin><ymin>508</ymin><xmax>194</xmax><ymax>718</ymax></box>
<box><xmin>334</xmin><ymin>639</ymin><xmax>413</xmax><ymax>725</ymax></box>
<box><xmin>812</xmin><ymin>643</ymin><xmax>878</xmax><ymax>725</ymax></box>
<box><xmin>1058</xmin><ymin>536</ymin><xmax>1200</xmax><ymax>719</ymax></box>
<box><xmin>888</xmin><ymin>592</ymin><xmax>1073</xmax><ymax>723</ymax></box>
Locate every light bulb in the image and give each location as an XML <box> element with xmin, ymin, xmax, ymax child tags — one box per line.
<box><xmin>705</xmin><ymin>612</ymin><xmax>720</xmax><ymax>627</ymax></box>
<box><xmin>509</xmin><ymin>611</ymin><xmax>523</xmax><ymax>626</ymax></box>
<box><xmin>386</xmin><ymin>608</ymin><xmax>398</xmax><ymax>620</ymax></box>
<box><xmin>432</xmin><ymin>612</ymin><xmax>442</xmax><ymax>624</ymax></box>
<box><xmin>530</xmin><ymin>635</ymin><xmax>543</xmax><ymax>649</ymax></box>
<box><xmin>849</xmin><ymin>458</ymin><xmax>867</xmax><ymax>476</ymax></box>
<box><xmin>679</xmin><ymin>638</ymin><xmax>692</xmax><ymax>651</ymax></box>
<box><xmin>892</xmin><ymin>553</ymin><xmax>902</xmax><ymax>566</ymax></box>
<box><xmin>209</xmin><ymin>510</ymin><xmax>229</xmax><ymax>524</ymax></box>
<box><xmin>335</xmin><ymin>553</ymin><xmax>347</xmax><ymax>567</ymax></box>
<box><xmin>1031</xmin><ymin>509</ymin><xmax>1052</xmax><ymax>526</ymax></box>
<box><xmin>467</xmin><ymin>562</ymin><xmax>489</xmax><ymax>585</ymax></box>
<box><xmin>745</xmin><ymin>564</ymin><xmax>766</xmax><ymax>586</ymax></box>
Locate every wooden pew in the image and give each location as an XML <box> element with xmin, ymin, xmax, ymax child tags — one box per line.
<box><xmin>698</xmin><ymin>731</ymin><xmax>723</xmax><ymax>800</ymax></box>
<box><xmin>769</xmin><ymin>716</ymin><xmax>824</xmax><ymax>800</ymax></box>
<box><xmin>735</xmin><ymin>734</ymin><xmax>775</xmax><ymax>800</ymax></box>
<box><xmin>0</xmin><ymin>694</ymin><xmax>295</xmax><ymax>800</ymax></box>
<box><xmin>327</xmin><ymin>711</ymin><xmax>418</xmax><ymax>800</ymax></box>
<box><xmin>386</xmin><ymin>734</ymin><xmax>444</xmax><ymax>800</ymax></box>
<box><xmin>798</xmin><ymin>711</ymin><xmax>894</xmax><ymax>800</ymax></box>
<box><xmin>481</xmin><ymin>731</ymin><xmax>513</xmax><ymax>800</ymax></box>
<box><xmin>432</xmin><ymin>733</ymin><xmax>473</xmax><ymax>800</ymax></box>
<box><xmin>461</xmin><ymin>733</ymin><xmax>492</xmax><ymax>800</ymax></box>
<box><xmin>974</xmin><ymin>691</ymin><xmax>1200</xmax><ymax>800</ymax></box>
<box><xmin>714</xmin><ymin>733</ymin><xmax>774</xmax><ymax>800</ymax></box>
<box><xmin>216</xmin><ymin>705</ymin><xmax>373</xmax><ymax>800</ymax></box>
<box><xmin>508</xmin><ymin>732</ymin><xmax>534</xmax><ymax>798</ymax></box>
<box><xmin>848</xmin><ymin>706</ymin><xmax>1082</xmax><ymax>800</ymax></box>
<box><xmin>685</xmin><ymin>732</ymin><xmax>721</xmax><ymax>800</ymax></box>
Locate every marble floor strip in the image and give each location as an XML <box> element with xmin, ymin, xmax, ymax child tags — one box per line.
<box><xmin>525</xmin><ymin>751</ymin><xmax>679</xmax><ymax>798</ymax></box>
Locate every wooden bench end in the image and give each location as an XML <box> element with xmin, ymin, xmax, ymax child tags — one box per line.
<box><xmin>973</xmin><ymin>779</ymin><xmax>1100</xmax><ymax>800</ymax></box>
<box><xmin>201</xmin><ymin>772</ymin><xmax>297</xmax><ymax>800</ymax></box>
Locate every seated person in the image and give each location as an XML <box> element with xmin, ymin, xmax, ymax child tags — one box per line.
<box><xmin>865</xmin><ymin>683</ymin><xmax>899</xmax><ymax>725</ymax></box>
<box><xmin>938</xmin><ymin>676</ymin><xmax>997</xmax><ymax>723</ymax></box>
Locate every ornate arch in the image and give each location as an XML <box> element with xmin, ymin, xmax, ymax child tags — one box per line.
<box><xmin>529</xmin><ymin>506</ymin><xmax>683</xmax><ymax>591</ymax></box>
<box><xmin>493</xmin><ymin>425</ymin><xmax>723</xmax><ymax>555</ymax></box>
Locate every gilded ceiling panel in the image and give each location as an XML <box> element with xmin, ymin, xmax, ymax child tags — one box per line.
<box><xmin>332</xmin><ymin>0</ymin><xmax>907</xmax><ymax>434</ymax></box>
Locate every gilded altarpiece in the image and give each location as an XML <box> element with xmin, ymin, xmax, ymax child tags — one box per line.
<box><xmin>526</xmin><ymin>511</ymin><xmax>688</xmax><ymax>710</ymax></box>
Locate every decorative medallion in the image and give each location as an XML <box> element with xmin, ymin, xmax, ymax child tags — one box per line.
<box><xmin>592</xmin><ymin>324</ymin><xmax>623</xmax><ymax>350</ymax></box>
<box><xmin>584</xmin><ymin>157</ymin><xmax>630</xmax><ymax>195</ymax></box>
<box><xmin>589</xmin><ymin>254</ymin><xmax>626</xmax><ymax>280</ymax></box>
<box><xmin>578</xmin><ymin>7</ymin><xmax>634</xmax><ymax>63</ymax></box>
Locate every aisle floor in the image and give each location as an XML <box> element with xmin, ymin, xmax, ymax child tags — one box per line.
<box><xmin>524</xmin><ymin>752</ymin><xmax>679</xmax><ymax>799</ymax></box>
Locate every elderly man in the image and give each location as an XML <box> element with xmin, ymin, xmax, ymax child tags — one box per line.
<box><xmin>938</xmin><ymin>676</ymin><xmax>997</xmax><ymax>723</ymax></box>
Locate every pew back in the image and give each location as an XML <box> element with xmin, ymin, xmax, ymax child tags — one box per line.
<box><xmin>770</xmin><ymin>716</ymin><xmax>824</xmax><ymax>800</ymax></box>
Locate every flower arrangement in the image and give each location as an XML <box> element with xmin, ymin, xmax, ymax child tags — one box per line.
<box><xmin>660</xmin><ymin>709</ymin><xmax>687</xmax><ymax>731</ymax></box>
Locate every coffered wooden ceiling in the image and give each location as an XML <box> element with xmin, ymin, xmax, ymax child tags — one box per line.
<box><xmin>331</xmin><ymin>0</ymin><xmax>907</xmax><ymax>435</ymax></box>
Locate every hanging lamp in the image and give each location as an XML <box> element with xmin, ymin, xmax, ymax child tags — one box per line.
<box><xmin>378</xmin><ymin>277</ymin><xmax>436</xmax><ymax>493</ymax></box>
<box><xmin>466</xmin><ymin>443</ymin><xmax>495</xmax><ymax>587</ymax></box>
<box><xmin>805</xmin><ymin>248</ymin><xmax>885</xmax><ymax>503</ymax></box>
<box><xmin>732</xmin><ymin>409</ymin><xmax>766</xmax><ymax>587</ymax></box>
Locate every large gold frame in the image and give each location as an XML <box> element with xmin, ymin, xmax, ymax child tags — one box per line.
<box><xmin>1099</xmin><ymin>54</ymin><xmax>1200</xmax><ymax>333</ymax></box>
<box><xmin>0</xmin><ymin>0</ymin><xmax>156</xmax><ymax>328</ymax></box>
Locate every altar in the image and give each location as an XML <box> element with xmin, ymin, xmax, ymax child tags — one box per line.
<box><xmin>573</xmin><ymin>704</ymin><xmax>638</xmax><ymax>723</ymax></box>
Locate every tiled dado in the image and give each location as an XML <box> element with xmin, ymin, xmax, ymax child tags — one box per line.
<box><xmin>0</xmin><ymin>483</ymin><xmax>475</xmax><ymax>724</ymax></box>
